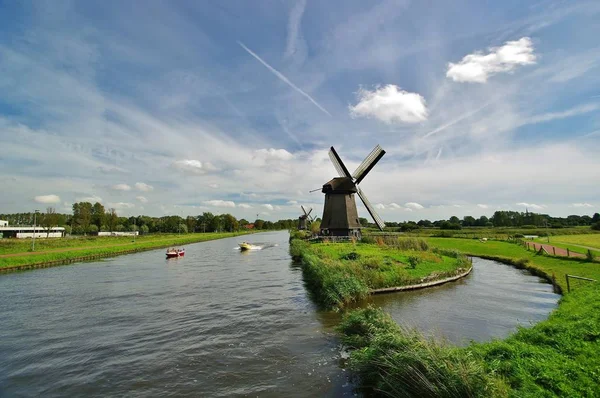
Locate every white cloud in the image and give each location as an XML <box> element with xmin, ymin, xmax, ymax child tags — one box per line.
<box><xmin>375</xmin><ymin>203</ymin><xmax>386</xmax><ymax>210</ymax></box>
<box><xmin>208</xmin><ymin>183</ymin><xmax>219</xmax><ymax>189</ymax></box>
<box><xmin>203</xmin><ymin>200</ymin><xmax>236</xmax><ymax>208</ymax></box>
<box><xmin>107</xmin><ymin>202</ymin><xmax>135</xmax><ymax>209</ymax></box>
<box><xmin>136</xmin><ymin>196</ymin><xmax>148</xmax><ymax>203</ymax></box>
<box><xmin>477</xmin><ymin>204</ymin><xmax>489</xmax><ymax>209</ymax></box>
<box><xmin>262</xmin><ymin>204</ymin><xmax>274</xmax><ymax>211</ymax></box>
<box><xmin>405</xmin><ymin>202</ymin><xmax>424</xmax><ymax>210</ymax></box>
<box><xmin>34</xmin><ymin>194</ymin><xmax>61</xmax><ymax>204</ymax></box>
<box><xmin>76</xmin><ymin>196</ymin><xmax>102</xmax><ymax>203</ymax></box>
<box><xmin>172</xmin><ymin>159</ymin><xmax>217</xmax><ymax>175</ymax></box>
<box><xmin>287</xmin><ymin>200</ymin><xmax>298</xmax><ymax>205</ymax></box>
<box><xmin>446</xmin><ymin>37</ymin><xmax>536</xmax><ymax>83</ymax></box>
<box><xmin>349</xmin><ymin>85</ymin><xmax>428</xmax><ymax>124</ymax></box>
<box><xmin>516</xmin><ymin>202</ymin><xmax>545</xmax><ymax>210</ymax></box>
<box><xmin>111</xmin><ymin>183</ymin><xmax>132</xmax><ymax>191</ymax></box>
<box><xmin>254</xmin><ymin>148</ymin><xmax>294</xmax><ymax>162</ymax></box>
<box><xmin>238</xmin><ymin>203</ymin><xmax>252</xmax><ymax>209</ymax></box>
<box><xmin>388</xmin><ymin>203</ymin><xmax>402</xmax><ymax>209</ymax></box>
<box><xmin>134</xmin><ymin>182</ymin><xmax>154</xmax><ymax>192</ymax></box>
<box><xmin>571</xmin><ymin>203</ymin><xmax>593</xmax><ymax>208</ymax></box>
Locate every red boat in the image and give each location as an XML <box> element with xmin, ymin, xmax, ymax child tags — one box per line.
<box><xmin>166</xmin><ymin>248</ymin><xmax>185</xmax><ymax>258</ymax></box>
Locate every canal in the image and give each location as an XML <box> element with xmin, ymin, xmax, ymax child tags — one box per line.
<box><xmin>0</xmin><ymin>232</ymin><xmax>559</xmax><ymax>397</ymax></box>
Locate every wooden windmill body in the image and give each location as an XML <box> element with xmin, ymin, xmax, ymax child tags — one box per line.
<box><xmin>320</xmin><ymin>145</ymin><xmax>386</xmax><ymax>239</ymax></box>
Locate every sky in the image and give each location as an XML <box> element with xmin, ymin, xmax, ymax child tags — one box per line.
<box><xmin>0</xmin><ymin>0</ymin><xmax>599</xmax><ymax>222</ymax></box>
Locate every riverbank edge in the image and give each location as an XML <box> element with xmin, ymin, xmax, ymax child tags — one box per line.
<box><xmin>0</xmin><ymin>232</ymin><xmax>253</xmax><ymax>273</ymax></box>
<box><xmin>370</xmin><ymin>265</ymin><xmax>472</xmax><ymax>294</ymax></box>
<box><xmin>338</xmin><ymin>240</ymin><xmax>600</xmax><ymax>397</ymax></box>
<box><xmin>290</xmin><ymin>238</ymin><xmax>472</xmax><ymax>310</ymax></box>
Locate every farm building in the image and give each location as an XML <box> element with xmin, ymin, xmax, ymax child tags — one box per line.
<box><xmin>0</xmin><ymin>221</ymin><xmax>65</xmax><ymax>238</ymax></box>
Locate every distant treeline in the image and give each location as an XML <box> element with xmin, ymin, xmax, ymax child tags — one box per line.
<box><xmin>378</xmin><ymin>210</ymin><xmax>600</xmax><ymax>231</ymax></box>
<box><xmin>2</xmin><ymin>206</ymin><xmax>599</xmax><ymax>234</ymax></box>
<box><xmin>1</xmin><ymin>201</ymin><xmax>298</xmax><ymax>235</ymax></box>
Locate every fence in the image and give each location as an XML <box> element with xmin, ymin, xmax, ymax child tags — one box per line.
<box><xmin>565</xmin><ymin>274</ymin><xmax>597</xmax><ymax>293</ymax></box>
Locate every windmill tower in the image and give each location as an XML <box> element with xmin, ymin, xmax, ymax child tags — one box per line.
<box><xmin>298</xmin><ymin>206</ymin><xmax>313</xmax><ymax>230</ymax></box>
<box><xmin>320</xmin><ymin>145</ymin><xmax>386</xmax><ymax>238</ymax></box>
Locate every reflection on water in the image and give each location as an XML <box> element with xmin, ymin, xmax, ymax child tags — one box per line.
<box><xmin>0</xmin><ymin>234</ymin><xmax>559</xmax><ymax>397</ymax></box>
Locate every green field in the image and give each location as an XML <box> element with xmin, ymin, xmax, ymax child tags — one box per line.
<box><xmin>532</xmin><ymin>234</ymin><xmax>600</xmax><ymax>257</ymax></box>
<box><xmin>338</xmin><ymin>236</ymin><xmax>600</xmax><ymax>397</ymax></box>
<box><xmin>0</xmin><ymin>232</ymin><xmax>252</xmax><ymax>269</ymax></box>
<box><xmin>364</xmin><ymin>226</ymin><xmax>597</xmax><ymax>240</ymax></box>
<box><xmin>290</xmin><ymin>237</ymin><xmax>470</xmax><ymax>309</ymax></box>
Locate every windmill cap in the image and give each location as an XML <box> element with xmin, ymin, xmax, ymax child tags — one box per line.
<box><xmin>322</xmin><ymin>177</ymin><xmax>357</xmax><ymax>193</ymax></box>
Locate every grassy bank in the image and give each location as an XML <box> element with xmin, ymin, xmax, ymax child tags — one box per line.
<box><xmin>290</xmin><ymin>237</ymin><xmax>471</xmax><ymax>310</ymax></box>
<box><xmin>338</xmin><ymin>237</ymin><xmax>600</xmax><ymax>397</ymax></box>
<box><xmin>0</xmin><ymin>232</ymin><xmax>252</xmax><ymax>270</ymax></box>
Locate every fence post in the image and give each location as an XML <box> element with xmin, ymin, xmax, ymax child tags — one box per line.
<box><xmin>567</xmin><ymin>248</ymin><xmax>570</xmax><ymax>257</ymax></box>
<box><xmin>553</xmin><ymin>247</ymin><xmax>556</xmax><ymax>256</ymax></box>
<box><xmin>566</xmin><ymin>274</ymin><xmax>570</xmax><ymax>293</ymax></box>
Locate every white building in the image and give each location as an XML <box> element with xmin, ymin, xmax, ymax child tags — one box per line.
<box><xmin>0</xmin><ymin>220</ymin><xmax>8</xmax><ymax>227</ymax></box>
<box><xmin>0</xmin><ymin>225</ymin><xmax>65</xmax><ymax>238</ymax></box>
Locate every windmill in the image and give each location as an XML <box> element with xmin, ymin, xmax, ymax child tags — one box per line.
<box><xmin>320</xmin><ymin>145</ymin><xmax>386</xmax><ymax>238</ymax></box>
<box><xmin>298</xmin><ymin>205</ymin><xmax>313</xmax><ymax>230</ymax></box>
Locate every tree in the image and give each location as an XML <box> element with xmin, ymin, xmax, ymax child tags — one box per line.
<box><xmin>40</xmin><ymin>207</ymin><xmax>60</xmax><ymax>237</ymax></box>
<box><xmin>592</xmin><ymin>222</ymin><xmax>600</xmax><ymax>231</ymax></box>
<box><xmin>449</xmin><ymin>216</ymin><xmax>460</xmax><ymax>224</ymax></box>
<box><xmin>178</xmin><ymin>223</ymin><xmax>188</xmax><ymax>233</ymax></box>
<box><xmin>310</xmin><ymin>220</ymin><xmax>321</xmax><ymax>234</ymax></box>
<box><xmin>476</xmin><ymin>215</ymin><xmax>489</xmax><ymax>227</ymax></box>
<box><xmin>107</xmin><ymin>208</ymin><xmax>118</xmax><ymax>232</ymax></box>
<box><xmin>462</xmin><ymin>216</ymin><xmax>476</xmax><ymax>227</ymax></box>
<box><xmin>72</xmin><ymin>202</ymin><xmax>92</xmax><ymax>235</ymax></box>
<box><xmin>593</xmin><ymin>213</ymin><xmax>600</xmax><ymax>223</ymax></box>
<box><xmin>140</xmin><ymin>225</ymin><xmax>149</xmax><ymax>234</ymax></box>
<box><xmin>92</xmin><ymin>202</ymin><xmax>105</xmax><ymax>229</ymax></box>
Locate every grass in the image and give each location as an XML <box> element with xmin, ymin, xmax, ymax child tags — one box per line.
<box><xmin>337</xmin><ymin>236</ymin><xmax>600</xmax><ymax>397</ymax></box>
<box><xmin>290</xmin><ymin>236</ymin><xmax>470</xmax><ymax>310</ymax></box>
<box><xmin>0</xmin><ymin>232</ymin><xmax>252</xmax><ymax>269</ymax></box>
<box><xmin>364</xmin><ymin>226</ymin><xmax>598</xmax><ymax>240</ymax></box>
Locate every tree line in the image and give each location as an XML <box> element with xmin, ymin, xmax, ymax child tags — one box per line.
<box><xmin>2</xmin><ymin>206</ymin><xmax>599</xmax><ymax>234</ymax></box>
<box><xmin>0</xmin><ymin>201</ymin><xmax>299</xmax><ymax>235</ymax></box>
<box><xmin>378</xmin><ymin>211</ymin><xmax>600</xmax><ymax>231</ymax></box>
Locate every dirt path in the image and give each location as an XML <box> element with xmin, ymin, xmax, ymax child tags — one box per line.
<box><xmin>525</xmin><ymin>242</ymin><xmax>585</xmax><ymax>258</ymax></box>
<box><xmin>555</xmin><ymin>242</ymin><xmax>600</xmax><ymax>252</ymax></box>
<box><xmin>0</xmin><ymin>242</ymin><xmax>139</xmax><ymax>258</ymax></box>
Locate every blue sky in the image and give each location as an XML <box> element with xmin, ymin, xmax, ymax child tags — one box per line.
<box><xmin>1</xmin><ymin>0</ymin><xmax>599</xmax><ymax>221</ymax></box>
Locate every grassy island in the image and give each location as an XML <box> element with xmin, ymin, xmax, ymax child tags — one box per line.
<box><xmin>290</xmin><ymin>236</ymin><xmax>471</xmax><ymax>310</ymax></box>
<box><xmin>335</xmin><ymin>236</ymin><xmax>600</xmax><ymax>397</ymax></box>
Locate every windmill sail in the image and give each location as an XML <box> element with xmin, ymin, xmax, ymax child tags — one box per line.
<box><xmin>357</xmin><ymin>187</ymin><xmax>385</xmax><ymax>230</ymax></box>
<box><xmin>328</xmin><ymin>146</ymin><xmax>352</xmax><ymax>178</ymax></box>
<box><xmin>353</xmin><ymin>145</ymin><xmax>386</xmax><ymax>185</ymax></box>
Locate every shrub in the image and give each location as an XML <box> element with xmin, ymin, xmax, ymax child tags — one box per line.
<box><xmin>407</xmin><ymin>255</ymin><xmax>419</xmax><ymax>269</ymax></box>
<box><xmin>340</xmin><ymin>252</ymin><xmax>360</xmax><ymax>260</ymax></box>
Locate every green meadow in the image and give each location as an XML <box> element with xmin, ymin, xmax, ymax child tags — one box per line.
<box><xmin>336</xmin><ymin>236</ymin><xmax>600</xmax><ymax>397</ymax></box>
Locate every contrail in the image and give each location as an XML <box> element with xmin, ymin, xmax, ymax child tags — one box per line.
<box><xmin>238</xmin><ymin>41</ymin><xmax>331</xmax><ymax>116</ymax></box>
<box><xmin>423</xmin><ymin>101</ymin><xmax>492</xmax><ymax>139</ymax></box>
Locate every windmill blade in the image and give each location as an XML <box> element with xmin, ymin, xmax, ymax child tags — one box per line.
<box><xmin>357</xmin><ymin>186</ymin><xmax>385</xmax><ymax>230</ymax></box>
<box><xmin>328</xmin><ymin>146</ymin><xmax>352</xmax><ymax>178</ymax></box>
<box><xmin>353</xmin><ymin>145</ymin><xmax>386</xmax><ymax>185</ymax></box>
<box><xmin>301</xmin><ymin>205</ymin><xmax>308</xmax><ymax>216</ymax></box>
<box><xmin>307</xmin><ymin>208</ymin><xmax>313</xmax><ymax>216</ymax></box>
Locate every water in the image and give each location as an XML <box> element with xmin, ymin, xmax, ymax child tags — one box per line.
<box><xmin>0</xmin><ymin>232</ymin><xmax>559</xmax><ymax>397</ymax></box>
<box><xmin>369</xmin><ymin>258</ymin><xmax>560</xmax><ymax>345</ymax></box>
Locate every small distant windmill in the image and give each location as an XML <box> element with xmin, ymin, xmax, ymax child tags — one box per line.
<box><xmin>320</xmin><ymin>145</ymin><xmax>386</xmax><ymax>238</ymax></box>
<box><xmin>298</xmin><ymin>205</ymin><xmax>313</xmax><ymax>230</ymax></box>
